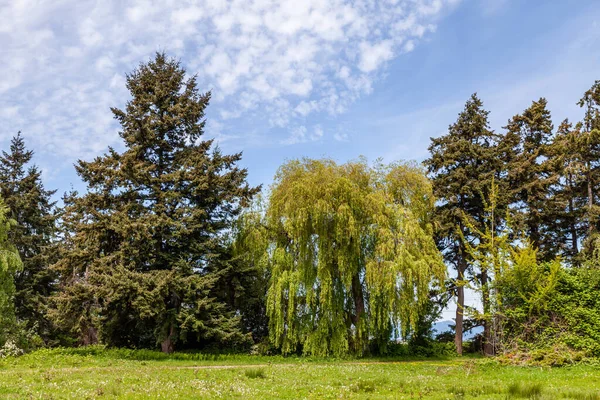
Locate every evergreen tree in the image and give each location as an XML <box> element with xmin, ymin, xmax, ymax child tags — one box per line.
<box><xmin>425</xmin><ymin>94</ymin><xmax>503</xmax><ymax>355</ymax></box>
<box><xmin>0</xmin><ymin>197</ymin><xmax>23</xmax><ymax>346</ymax></box>
<box><xmin>547</xmin><ymin>119</ymin><xmax>587</xmax><ymax>260</ymax></box>
<box><xmin>501</xmin><ymin>99</ymin><xmax>558</xmax><ymax>261</ymax></box>
<box><xmin>545</xmin><ymin>82</ymin><xmax>600</xmax><ymax>259</ymax></box>
<box><xmin>0</xmin><ymin>133</ymin><xmax>57</xmax><ymax>341</ymax></box>
<box><xmin>576</xmin><ymin>81</ymin><xmax>600</xmax><ymax>242</ymax></box>
<box><xmin>50</xmin><ymin>53</ymin><xmax>259</xmax><ymax>352</ymax></box>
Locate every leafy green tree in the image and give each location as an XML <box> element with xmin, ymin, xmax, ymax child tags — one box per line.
<box><xmin>50</xmin><ymin>53</ymin><xmax>259</xmax><ymax>352</ymax></box>
<box><xmin>425</xmin><ymin>94</ymin><xmax>503</xmax><ymax>355</ymax></box>
<box><xmin>0</xmin><ymin>198</ymin><xmax>23</xmax><ymax>346</ymax></box>
<box><xmin>501</xmin><ymin>99</ymin><xmax>558</xmax><ymax>261</ymax></box>
<box><xmin>230</xmin><ymin>201</ymin><xmax>270</xmax><ymax>343</ymax></box>
<box><xmin>459</xmin><ymin>178</ymin><xmax>508</xmax><ymax>355</ymax></box>
<box><xmin>0</xmin><ymin>133</ymin><xmax>57</xmax><ymax>341</ymax></box>
<box><xmin>239</xmin><ymin>158</ymin><xmax>445</xmax><ymax>356</ymax></box>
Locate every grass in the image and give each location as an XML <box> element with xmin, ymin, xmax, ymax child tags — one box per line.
<box><xmin>507</xmin><ymin>382</ymin><xmax>543</xmax><ymax>398</ymax></box>
<box><xmin>0</xmin><ymin>347</ymin><xmax>599</xmax><ymax>399</ymax></box>
<box><xmin>244</xmin><ymin>367</ymin><xmax>266</xmax><ymax>379</ymax></box>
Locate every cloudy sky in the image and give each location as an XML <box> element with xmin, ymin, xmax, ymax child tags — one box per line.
<box><xmin>3</xmin><ymin>0</ymin><xmax>600</xmax><ymax>320</ymax></box>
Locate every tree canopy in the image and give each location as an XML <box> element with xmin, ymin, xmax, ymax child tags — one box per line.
<box><xmin>50</xmin><ymin>53</ymin><xmax>259</xmax><ymax>352</ymax></box>
<box><xmin>239</xmin><ymin>158</ymin><xmax>445</xmax><ymax>356</ymax></box>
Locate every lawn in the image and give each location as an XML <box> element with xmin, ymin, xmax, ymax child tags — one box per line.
<box><xmin>0</xmin><ymin>348</ymin><xmax>599</xmax><ymax>399</ymax></box>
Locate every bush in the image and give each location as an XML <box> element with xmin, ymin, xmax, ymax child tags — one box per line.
<box><xmin>0</xmin><ymin>340</ymin><xmax>23</xmax><ymax>358</ymax></box>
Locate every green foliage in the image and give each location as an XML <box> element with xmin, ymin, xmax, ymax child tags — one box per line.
<box><xmin>238</xmin><ymin>158</ymin><xmax>444</xmax><ymax>356</ymax></box>
<box><xmin>501</xmin><ymin>98</ymin><xmax>558</xmax><ymax>261</ymax></box>
<box><xmin>0</xmin><ymin>199</ymin><xmax>23</xmax><ymax>346</ymax></box>
<box><xmin>50</xmin><ymin>53</ymin><xmax>259</xmax><ymax>352</ymax></box>
<box><xmin>497</xmin><ymin>240</ymin><xmax>600</xmax><ymax>361</ymax></box>
<box><xmin>425</xmin><ymin>93</ymin><xmax>503</xmax><ymax>354</ymax></box>
<box><xmin>0</xmin><ymin>133</ymin><xmax>57</xmax><ymax>342</ymax></box>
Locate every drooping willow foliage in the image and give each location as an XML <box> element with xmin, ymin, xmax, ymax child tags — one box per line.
<box><xmin>236</xmin><ymin>158</ymin><xmax>445</xmax><ymax>356</ymax></box>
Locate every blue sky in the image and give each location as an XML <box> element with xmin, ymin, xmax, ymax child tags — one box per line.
<box><xmin>2</xmin><ymin>0</ymin><xmax>600</xmax><ymax>319</ymax></box>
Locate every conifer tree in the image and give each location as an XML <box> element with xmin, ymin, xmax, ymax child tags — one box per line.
<box><xmin>501</xmin><ymin>99</ymin><xmax>557</xmax><ymax>261</ymax></box>
<box><xmin>0</xmin><ymin>133</ymin><xmax>57</xmax><ymax>341</ymax></box>
<box><xmin>51</xmin><ymin>53</ymin><xmax>259</xmax><ymax>352</ymax></box>
<box><xmin>547</xmin><ymin>119</ymin><xmax>587</xmax><ymax>260</ymax></box>
<box><xmin>0</xmin><ymin>199</ymin><xmax>22</xmax><ymax>346</ymax></box>
<box><xmin>425</xmin><ymin>94</ymin><xmax>503</xmax><ymax>355</ymax></box>
<box><xmin>576</xmin><ymin>81</ymin><xmax>600</xmax><ymax>242</ymax></box>
<box><xmin>545</xmin><ymin>82</ymin><xmax>600</xmax><ymax>259</ymax></box>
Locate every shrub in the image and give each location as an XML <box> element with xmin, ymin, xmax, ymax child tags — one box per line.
<box><xmin>0</xmin><ymin>341</ymin><xmax>23</xmax><ymax>358</ymax></box>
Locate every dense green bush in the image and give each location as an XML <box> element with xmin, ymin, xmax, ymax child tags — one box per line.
<box><xmin>499</xmin><ymin>262</ymin><xmax>600</xmax><ymax>363</ymax></box>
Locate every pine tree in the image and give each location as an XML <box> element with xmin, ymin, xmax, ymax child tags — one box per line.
<box><xmin>425</xmin><ymin>94</ymin><xmax>503</xmax><ymax>355</ymax></box>
<box><xmin>576</xmin><ymin>81</ymin><xmax>600</xmax><ymax>242</ymax></box>
<box><xmin>0</xmin><ymin>133</ymin><xmax>57</xmax><ymax>341</ymax></box>
<box><xmin>0</xmin><ymin>198</ymin><xmax>23</xmax><ymax>346</ymax></box>
<box><xmin>547</xmin><ymin>119</ymin><xmax>587</xmax><ymax>260</ymax></box>
<box><xmin>50</xmin><ymin>53</ymin><xmax>259</xmax><ymax>352</ymax></box>
<box><xmin>544</xmin><ymin>82</ymin><xmax>600</xmax><ymax>260</ymax></box>
<box><xmin>501</xmin><ymin>99</ymin><xmax>558</xmax><ymax>261</ymax></box>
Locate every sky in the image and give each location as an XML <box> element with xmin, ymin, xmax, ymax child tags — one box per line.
<box><xmin>2</xmin><ymin>0</ymin><xmax>600</xmax><ymax>320</ymax></box>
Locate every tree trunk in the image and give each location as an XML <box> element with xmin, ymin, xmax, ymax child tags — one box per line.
<box><xmin>82</xmin><ymin>326</ymin><xmax>98</xmax><ymax>346</ymax></box>
<box><xmin>351</xmin><ymin>273</ymin><xmax>365</xmax><ymax>353</ymax></box>
<box><xmin>568</xmin><ymin>173</ymin><xmax>579</xmax><ymax>255</ymax></box>
<box><xmin>455</xmin><ymin>256</ymin><xmax>466</xmax><ymax>356</ymax></box>
<box><xmin>481</xmin><ymin>269</ymin><xmax>494</xmax><ymax>356</ymax></box>
<box><xmin>588</xmin><ymin>164</ymin><xmax>594</xmax><ymax>235</ymax></box>
<box><xmin>161</xmin><ymin>324</ymin><xmax>175</xmax><ymax>354</ymax></box>
<box><xmin>351</xmin><ymin>273</ymin><xmax>365</xmax><ymax>325</ymax></box>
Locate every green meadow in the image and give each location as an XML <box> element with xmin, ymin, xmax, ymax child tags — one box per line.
<box><xmin>0</xmin><ymin>348</ymin><xmax>599</xmax><ymax>399</ymax></box>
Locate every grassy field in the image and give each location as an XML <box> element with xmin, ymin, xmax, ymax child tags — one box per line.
<box><xmin>0</xmin><ymin>348</ymin><xmax>599</xmax><ymax>399</ymax></box>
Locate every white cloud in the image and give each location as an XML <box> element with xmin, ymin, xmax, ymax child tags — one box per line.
<box><xmin>359</xmin><ymin>40</ymin><xmax>394</xmax><ymax>72</ymax></box>
<box><xmin>282</xmin><ymin>125</ymin><xmax>307</xmax><ymax>145</ymax></box>
<box><xmin>311</xmin><ymin>125</ymin><xmax>324</xmax><ymax>140</ymax></box>
<box><xmin>334</xmin><ymin>132</ymin><xmax>349</xmax><ymax>142</ymax></box>
<box><xmin>0</xmin><ymin>0</ymin><xmax>459</xmax><ymax>161</ymax></box>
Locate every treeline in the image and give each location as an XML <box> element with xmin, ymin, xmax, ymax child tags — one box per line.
<box><xmin>426</xmin><ymin>89</ymin><xmax>600</xmax><ymax>361</ymax></box>
<box><xmin>0</xmin><ymin>53</ymin><xmax>599</xmax><ymax>362</ymax></box>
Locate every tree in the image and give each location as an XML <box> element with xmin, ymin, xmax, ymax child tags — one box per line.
<box><xmin>460</xmin><ymin>177</ymin><xmax>513</xmax><ymax>355</ymax></box>
<box><xmin>501</xmin><ymin>98</ymin><xmax>558</xmax><ymax>261</ymax></box>
<box><xmin>546</xmin><ymin>119</ymin><xmax>587</xmax><ymax>260</ymax></box>
<box><xmin>544</xmin><ymin>82</ymin><xmax>600</xmax><ymax>260</ymax></box>
<box><xmin>425</xmin><ymin>94</ymin><xmax>503</xmax><ymax>355</ymax></box>
<box><xmin>0</xmin><ymin>133</ymin><xmax>57</xmax><ymax>341</ymax></box>
<box><xmin>239</xmin><ymin>158</ymin><xmax>445</xmax><ymax>356</ymax></box>
<box><xmin>0</xmin><ymin>198</ymin><xmax>23</xmax><ymax>346</ymax></box>
<box><xmin>576</xmin><ymin>82</ymin><xmax>600</xmax><ymax>245</ymax></box>
<box><xmin>50</xmin><ymin>53</ymin><xmax>259</xmax><ymax>352</ymax></box>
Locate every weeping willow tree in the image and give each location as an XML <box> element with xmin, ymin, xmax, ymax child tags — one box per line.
<box><xmin>237</xmin><ymin>158</ymin><xmax>445</xmax><ymax>356</ymax></box>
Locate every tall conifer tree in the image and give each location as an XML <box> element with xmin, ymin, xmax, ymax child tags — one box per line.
<box><xmin>501</xmin><ymin>99</ymin><xmax>557</xmax><ymax>261</ymax></box>
<box><xmin>51</xmin><ymin>53</ymin><xmax>259</xmax><ymax>352</ymax></box>
<box><xmin>547</xmin><ymin>119</ymin><xmax>587</xmax><ymax>260</ymax></box>
<box><xmin>0</xmin><ymin>198</ymin><xmax>23</xmax><ymax>346</ymax></box>
<box><xmin>576</xmin><ymin>81</ymin><xmax>600</xmax><ymax>242</ymax></box>
<box><xmin>425</xmin><ymin>94</ymin><xmax>503</xmax><ymax>355</ymax></box>
<box><xmin>0</xmin><ymin>133</ymin><xmax>57</xmax><ymax>341</ymax></box>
